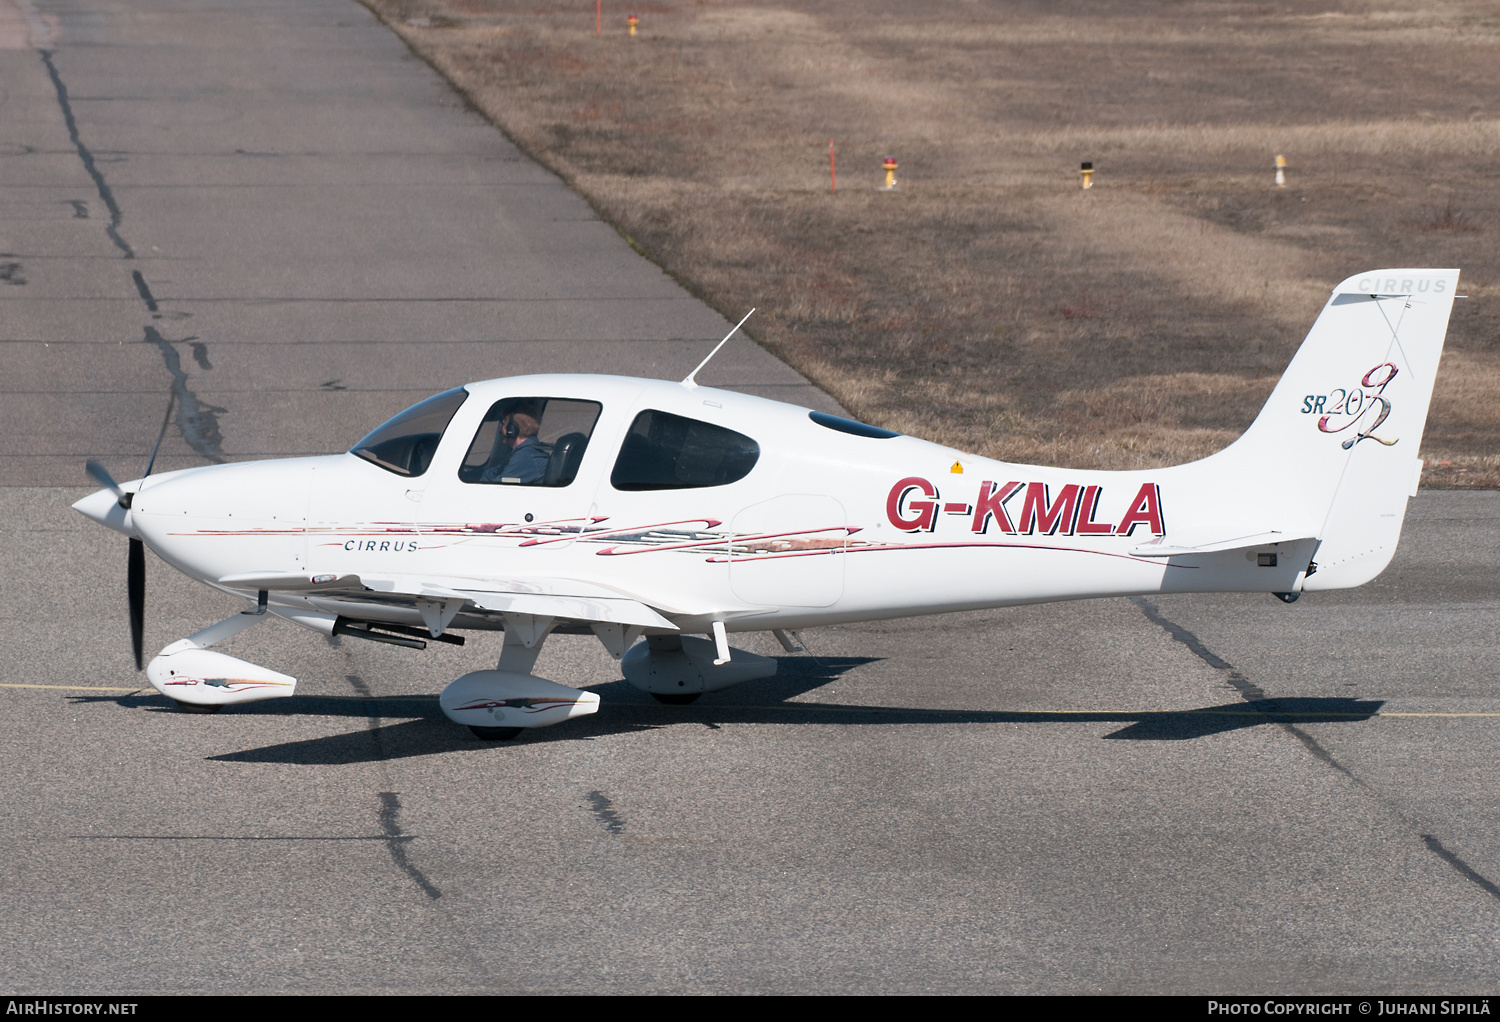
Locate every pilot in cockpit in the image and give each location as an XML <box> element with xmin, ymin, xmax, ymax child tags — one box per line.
<box><xmin>480</xmin><ymin>405</ymin><xmax>550</xmax><ymax>485</ymax></box>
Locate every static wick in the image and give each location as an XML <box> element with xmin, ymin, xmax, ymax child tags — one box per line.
<box><xmin>1275</xmin><ymin>154</ymin><xmax>1287</xmax><ymax>188</ymax></box>
<box><xmin>1080</xmin><ymin>161</ymin><xmax>1094</xmax><ymax>190</ymax></box>
<box><xmin>627</xmin><ymin>13</ymin><xmax>637</xmax><ymax>36</ymax></box>
<box><xmin>880</xmin><ymin>156</ymin><xmax>898</xmax><ymax>191</ymax></box>
<box><xmin>682</xmin><ymin>309</ymin><xmax>755</xmax><ymax>389</ymax></box>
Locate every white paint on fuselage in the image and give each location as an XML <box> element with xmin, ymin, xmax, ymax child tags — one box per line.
<box><xmin>120</xmin><ymin>374</ymin><xmax>1319</xmax><ymax>636</ymax></box>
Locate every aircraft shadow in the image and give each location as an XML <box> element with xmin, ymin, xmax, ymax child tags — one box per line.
<box><xmin>1098</xmin><ymin>697</ymin><xmax>1385</xmax><ymax>741</ymax></box>
<box><xmin>67</xmin><ymin>664</ymin><xmax>1385</xmax><ymax>766</ymax></box>
<box><xmin>65</xmin><ymin>655</ymin><xmax>878</xmax><ymax>720</ymax></box>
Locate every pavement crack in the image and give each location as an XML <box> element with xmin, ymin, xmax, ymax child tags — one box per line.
<box><xmin>41</xmin><ymin>51</ymin><xmax>226</xmax><ymax>463</ymax></box>
<box><xmin>143</xmin><ymin>325</ymin><xmax>224</xmax><ymax>462</ymax></box>
<box><xmin>1131</xmin><ymin>596</ymin><xmax>1263</xmax><ymax>697</ymax></box>
<box><xmin>1132</xmin><ymin>596</ymin><xmax>1500</xmax><ymax>903</ymax></box>
<box><xmin>1133</xmin><ymin>596</ymin><xmax>1352</xmax><ymax>774</ymax></box>
<box><xmin>378</xmin><ymin>792</ymin><xmax>442</xmax><ymax>901</ymax></box>
<box><xmin>39</xmin><ymin>49</ymin><xmax>132</xmax><ymax>258</ymax></box>
<box><xmin>131</xmin><ymin>270</ymin><xmax>158</xmax><ymax>312</ymax></box>
<box><xmin>586</xmin><ymin>791</ymin><xmax>625</xmax><ymax>835</ymax></box>
<box><xmin>1422</xmin><ymin>836</ymin><xmax>1500</xmax><ymax>903</ymax></box>
<box><xmin>349</xmin><ymin>675</ymin><xmax>443</xmax><ymax>901</ymax></box>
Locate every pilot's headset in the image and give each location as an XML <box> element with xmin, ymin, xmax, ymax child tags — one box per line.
<box><xmin>503</xmin><ymin>414</ymin><xmax>520</xmax><ymax>442</ymax></box>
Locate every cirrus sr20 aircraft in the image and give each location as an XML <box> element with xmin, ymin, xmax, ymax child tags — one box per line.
<box><xmin>74</xmin><ymin>269</ymin><xmax>1458</xmax><ymax>740</ymax></box>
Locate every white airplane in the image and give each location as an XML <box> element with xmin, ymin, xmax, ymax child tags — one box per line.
<box><xmin>74</xmin><ymin>268</ymin><xmax>1458</xmax><ymax>740</ymax></box>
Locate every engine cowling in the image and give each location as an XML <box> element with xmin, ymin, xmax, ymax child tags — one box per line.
<box><xmin>621</xmin><ymin>635</ymin><xmax>776</xmax><ymax>696</ymax></box>
<box><xmin>440</xmin><ymin>671</ymin><xmax>600</xmax><ymax>729</ymax></box>
<box><xmin>146</xmin><ymin>645</ymin><xmax>297</xmax><ymax>707</ymax></box>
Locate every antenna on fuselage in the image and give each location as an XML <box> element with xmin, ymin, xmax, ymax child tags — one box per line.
<box><xmin>681</xmin><ymin>308</ymin><xmax>755</xmax><ymax>389</ymax></box>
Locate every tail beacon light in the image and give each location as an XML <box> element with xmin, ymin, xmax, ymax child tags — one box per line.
<box><xmin>146</xmin><ymin>643</ymin><xmax>297</xmax><ymax>708</ymax></box>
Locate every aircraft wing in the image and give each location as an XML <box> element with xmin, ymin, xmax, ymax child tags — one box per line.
<box><xmin>217</xmin><ymin>570</ymin><xmax>677</xmax><ymax>630</ymax></box>
<box><xmin>1130</xmin><ymin>531</ymin><xmax>1316</xmax><ymax>558</ymax></box>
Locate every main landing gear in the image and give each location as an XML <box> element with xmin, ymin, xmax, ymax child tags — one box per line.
<box><xmin>439</xmin><ymin>613</ymin><xmax>601</xmax><ymax>741</ymax></box>
<box><xmin>621</xmin><ymin>631</ymin><xmax>775</xmax><ymax>706</ymax></box>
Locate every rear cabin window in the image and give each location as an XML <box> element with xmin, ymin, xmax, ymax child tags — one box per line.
<box><xmin>808</xmin><ymin>410</ymin><xmax>901</xmax><ymax>439</ymax></box>
<box><xmin>458</xmin><ymin>397</ymin><xmax>603</xmax><ymax>487</ymax></box>
<box><xmin>610</xmin><ymin>409</ymin><xmax>760</xmax><ymax>491</ymax></box>
<box><xmin>350</xmin><ymin>387</ymin><xmax>468</xmax><ymax>478</ymax></box>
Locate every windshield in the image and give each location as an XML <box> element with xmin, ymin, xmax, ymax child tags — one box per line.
<box><xmin>350</xmin><ymin>387</ymin><xmax>468</xmax><ymax>477</ymax></box>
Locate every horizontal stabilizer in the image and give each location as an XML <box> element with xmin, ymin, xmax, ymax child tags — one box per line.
<box><xmin>1131</xmin><ymin>531</ymin><xmax>1314</xmax><ymax>559</ymax></box>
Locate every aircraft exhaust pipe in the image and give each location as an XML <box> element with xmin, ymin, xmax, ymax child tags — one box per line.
<box><xmin>332</xmin><ymin>617</ymin><xmax>466</xmax><ymax>649</ymax></box>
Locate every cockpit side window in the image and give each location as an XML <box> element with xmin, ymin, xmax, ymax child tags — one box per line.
<box><xmin>610</xmin><ymin>409</ymin><xmax>760</xmax><ymax>491</ymax></box>
<box><xmin>350</xmin><ymin>387</ymin><xmax>468</xmax><ymax>478</ymax></box>
<box><xmin>458</xmin><ymin>397</ymin><xmax>603</xmax><ymax>487</ymax></box>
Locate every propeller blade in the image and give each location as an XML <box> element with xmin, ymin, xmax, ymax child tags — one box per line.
<box><xmin>128</xmin><ymin>538</ymin><xmax>145</xmax><ymax>671</ymax></box>
<box><xmin>142</xmin><ymin>390</ymin><xmax>176</xmax><ymax>481</ymax></box>
<box><xmin>85</xmin><ymin>460</ymin><xmax>127</xmax><ymax>502</ymax></box>
<box><xmin>89</xmin><ymin>392</ymin><xmax>170</xmax><ymax>671</ymax></box>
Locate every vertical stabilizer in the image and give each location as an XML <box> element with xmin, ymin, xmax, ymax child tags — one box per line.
<box><xmin>1205</xmin><ymin>269</ymin><xmax>1458</xmax><ymax>590</ymax></box>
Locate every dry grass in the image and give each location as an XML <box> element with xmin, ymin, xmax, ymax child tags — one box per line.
<box><xmin>1414</xmin><ymin>195</ymin><xmax>1482</xmax><ymax>233</ymax></box>
<box><xmin>361</xmin><ymin>0</ymin><xmax>1500</xmax><ymax>481</ymax></box>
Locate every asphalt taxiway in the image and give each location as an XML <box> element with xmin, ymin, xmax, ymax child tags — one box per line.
<box><xmin>2</xmin><ymin>0</ymin><xmax>1498</xmax><ymax>994</ymax></box>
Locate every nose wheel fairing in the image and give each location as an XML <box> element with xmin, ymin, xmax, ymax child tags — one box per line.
<box><xmin>144</xmin><ymin>604</ymin><xmax>297</xmax><ymax>709</ymax></box>
<box><xmin>146</xmin><ymin>646</ymin><xmax>297</xmax><ymax>707</ymax></box>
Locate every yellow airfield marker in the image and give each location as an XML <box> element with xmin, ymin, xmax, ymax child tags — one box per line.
<box><xmin>1080</xmin><ymin>161</ymin><xmax>1095</xmax><ymax>189</ymax></box>
<box><xmin>1376</xmin><ymin>711</ymin><xmax>1500</xmax><ymax>718</ymax></box>
<box><xmin>1275</xmin><ymin>154</ymin><xmax>1287</xmax><ymax>187</ymax></box>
